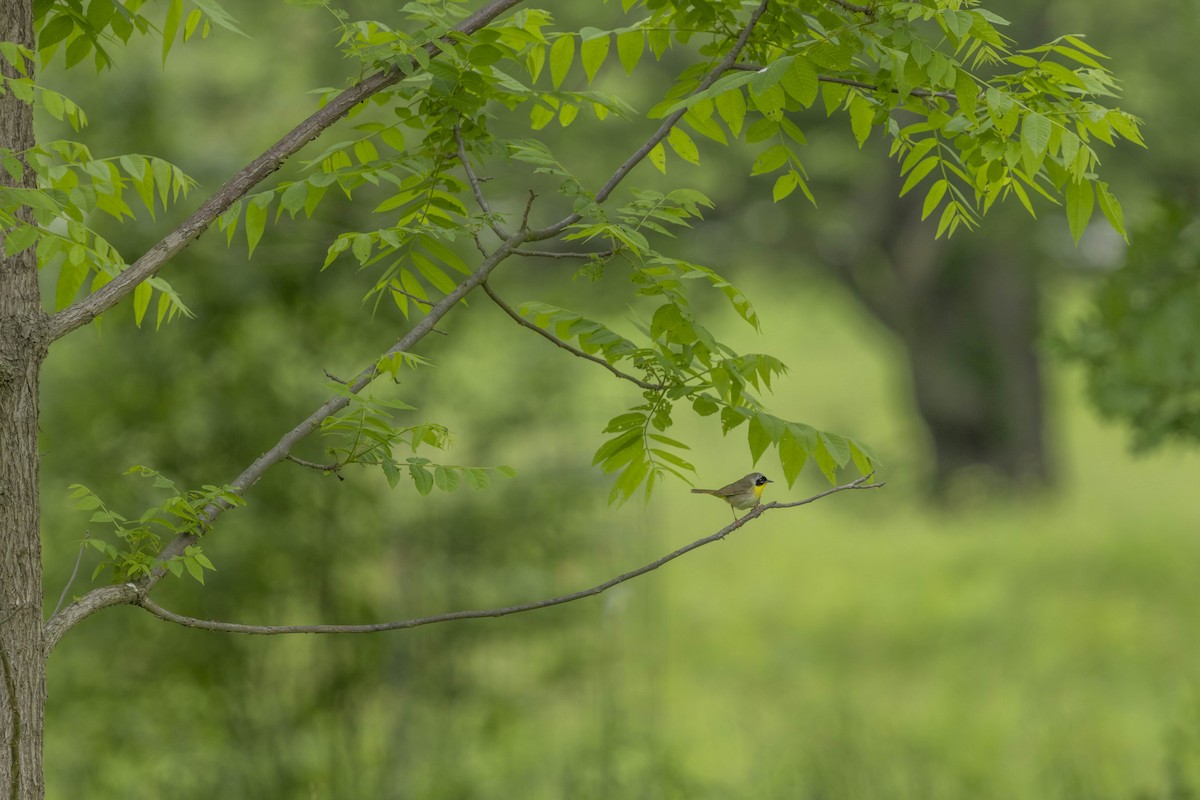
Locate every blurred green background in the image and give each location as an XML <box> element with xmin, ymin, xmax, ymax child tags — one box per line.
<box><xmin>33</xmin><ymin>1</ymin><xmax>1200</xmax><ymax>797</ymax></box>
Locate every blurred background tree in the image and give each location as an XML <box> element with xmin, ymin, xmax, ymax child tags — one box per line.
<box><xmin>11</xmin><ymin>0</ymin><xmax>1199</xmax><ymax>797</ymax></box>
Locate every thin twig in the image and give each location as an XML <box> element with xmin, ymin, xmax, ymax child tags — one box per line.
<box><xmin>285</xmin><ymin>455</ymin><xmax>342</xmax><ymax>473</ymax></box>
<box><xmin>481</xmin><ymin>281</ymin><xmax>665</xmax><ymax>391</ymax></box>
<box><xmin>513</xmin><ymin>248</ymin><xmax>616</xmax><ymax>260</ymax></box>
<box><xmin>390</xmin><ymin>287</ymin><xmax>435</xmax><ymax>308</ymax></box>
<box><xmin>530</xmin><ymin>0</ymin><xmax>774</xmax><ymax>241</ymax></box>
<box><xmin>827</xmin><ymin>0</ymin><xmax>875</xmax><ymax>15</ymax></box>
<box><xmin>134</xmin><ymin>475</ymin><xmax>882</xmax><ymax>636</ymax></box>
<box><xmin>730</xmin><ymin>63</ymin><xmax>956</xmax><ymax>100</ymax></box>
<box><xmin>51</xmin><ymin>531</ymin><xmax>90</xmax><ymax>618</ymax></box>
<box><xmin>454</xmin><ymin>121</ymin><xmax>509</xmax><ymax>241</ymax></box>
<box><xmin>520</xmin><ymin>189</ymin><xmax>537</xmax><ymax>230</ymax></box>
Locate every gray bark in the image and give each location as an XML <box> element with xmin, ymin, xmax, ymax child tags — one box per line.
<box><xmin>0</xmin><ymin>1</ymin><xmax>48</xmax><ymax>797</ymax></box>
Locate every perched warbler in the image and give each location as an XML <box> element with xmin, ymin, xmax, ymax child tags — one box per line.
<box><xmin>691</xmin><ymin>472</ymin><xmax>773</xmax><ymax>520</ymax></box>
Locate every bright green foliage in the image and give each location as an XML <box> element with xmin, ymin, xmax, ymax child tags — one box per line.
<box><xmin>33</xmin><ymin>0</ymin><xmax>240</xmax><ymax>70</ymax></box>
<box><xmin>1065</xmin><ymin>203</ymin><xmax>1200</xmax><ymax>450</ymax></box>
<box><xmin>319</xmin><ymin>380</ymin><xmax>515</xmax><ymax>495</ymax></box>
<box><xmin>23</xmin><ymin>0</ymin><xmax>1142</xmax><ymax>516</ymax></box>
<box><xmin>0</xmin><ymin>25</ymin><xmax>200</xmax><ymax>328</ymax></box>
<box><xmin>68</xmin><ymin>466</ymin><xmax>239</xmax><ymax>584</ymax></box>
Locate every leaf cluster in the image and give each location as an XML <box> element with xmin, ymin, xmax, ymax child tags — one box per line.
<box><xmin>318</xmin><ymin>380</ymin><xmax>516</xmax><ymax>495</ymax></box>
<box><xmin>67</xmin><ymin>466</ymin><xmax>240</xmax><ymax>584</ymax></box>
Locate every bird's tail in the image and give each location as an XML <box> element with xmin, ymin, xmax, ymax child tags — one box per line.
<box><xmin>691</xmin><ymin>488</ymin><xmax>716</xmax><ymax>495</ymax></box>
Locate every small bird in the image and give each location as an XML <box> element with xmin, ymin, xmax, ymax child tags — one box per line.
<box><xmin>691</xmin><ymin>472</ymin><xmax>773</xmax><ymax>520</ymax></box>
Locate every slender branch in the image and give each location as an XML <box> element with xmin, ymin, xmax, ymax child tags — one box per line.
<box><xmin>519</xmin><ymin>189</ymin><xmax>537</xmax><ymax>230</ymax></box>
<box><xmin>50</xmin><ymin>531</ymin><xmax>90</xmax><ymax>618</ymax></box>
<box><xmin>454</xmin><ymin>122</ymin><xmax>509</xmax><ymax>241</ymax></box>
<box><xmin>730</xmin><ymin>62</ymin><xmax>956</xmax><ymax>100</ymax></box>
<box><xmin>827</xmin><ymin>0</ymin><xmax>875</xmax><ymax>15</ymax></box>
<box><xmin>530</xmin><ymin>0</ymin><xmax>773</xmax><ymax>241</ymax></box>
<box><xmin>481</xmin><ymin>281</ymin><xmax>665</xmax><ymax>391</ymax></box>
<box><xmin>45</xmin><ymin>0</ymin><xmax>528</xmax><ymax>343</ymax></box>
<box><xmin>133</xmin><ymin>476</ymin><xmax>882</xmax><ymax>636</ymax></box>
<box><xmin>390</xmin><ymin>287</ymin><xmax>435</xmax><ymax>308</ymax></box>
<box><xmin>285</xmin><ymin>455</ymin><xmax>342</xmax><ymax>473</ymax></box>
<box><xmin>513</xmin><ymin>248</ymin><xmax>616</xmax><ymax>260</ymax></box>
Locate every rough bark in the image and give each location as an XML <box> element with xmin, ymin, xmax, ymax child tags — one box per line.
<box><xmin>0</xmin><ymin>1</ymin><xmax>48</xmax><ymax>798</ymax></box>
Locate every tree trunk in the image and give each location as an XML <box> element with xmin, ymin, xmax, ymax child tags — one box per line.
<box><xmin>0</xmin><ymin>1</ymin><xmax>48</xmax><ymax>797</ymax></box>
<box><xmin>827</xmin><ymin>171</ymin><xmax>1051</xmax><ymax>499</ymax></box>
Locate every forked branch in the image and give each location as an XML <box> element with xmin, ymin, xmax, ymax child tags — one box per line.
<box><xmin>481</xmin><ymin>281</ymin><xmax>665</xmax><ymax>391</ymax></box>
<box><xmin>531</xmin><ymin>0</ymin><xmax>773</xmax><ymax>241</ymax></box>
<box><xmin>134</xmin><ymin>475</ymin><xmax>883</xmax><ymax>636</ymax></box>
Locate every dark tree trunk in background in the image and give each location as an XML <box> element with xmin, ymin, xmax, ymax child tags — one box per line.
<box><xmin>828</xmin><ymin>177</ymin><xmax>1051</xmax><ymax>498</ymax></box>
<box><xmin>825</xmin><ymin>3</ymin><xmax>1056</xmax><ymax>499</ymax></box>
<box><xmin>0</xmin><ymin>1</ymin><xmax>48</xmax><ymax>797</ymax></box>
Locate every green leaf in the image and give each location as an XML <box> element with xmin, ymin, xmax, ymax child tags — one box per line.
<box><xmin>4</xmin><ymin>224</ymin><xmax>38</xmax><ymax>257</ymax></box>
<box><xmin>648</xmin><ymin>141</ymin><xmax>667</xmax><ymax>173</ymax></box>
<box><xmin>244</xmin><ymin>193</ymin><xmax>271</xmax><ymax>258</ymax></box>
<box><xmin>748</xmin><ymin>415</ymin><xmax>771</xmax><ymax>465</ymax></box>
<box><xmin>184</xmin><ymin>556</ymin><xmax>205</xmax><ymax>583</ymax></box>
<box><xmin>1021</xmin><ymin>111</ymin><xmax>1051</xmax><ymax>173</ymax></box>
<box><xmin>132</xmin><ymin>280</ymin><xmax>152</xmax><ymax>328</ymax></box>
<box><xmin>593</xmin><ymin>428</ymin><xmax>641</xmax><ymax>465</ymax></box>
<box><xmin>1095</xmin><ymin>182</ymin><xmax>1126</xmax><ymax>241</ymax></box>
<box><xmin>667</xmin><ymin>127</ymin><xmax>699</xmax><ymax>165</ymax></box>
<box><xmin>161</xmin><ymin>0</ymin><xmax>183</xmax><ymax>63</ymax></box>
<box><xmin>715</xmin><ymin>88</ymin><xmax>747</xmax><ymax>137</ymax></box>
<box><xmin>783</xmin><ymin>56</ymin><xmax>819</xmax><ymax>108</ymax></box>
<box><xmin>921</xmin><ymin>179</ymin><xmax>948</xmax><ymax>221</ymax></box>
<box><xmin>549</xmin><ymin>34</ymin><xmax>574</xmax><ymax>89</ymax></box>
<box><xmin>848</xmin><ymin>94</ymin><xmax>874</xmax><ymax>147</ymax></box>
<box><xmin>190</xmin><ymin>0</ymin><xmax>245</xmax><ymax>36</ymax></box>
<box><xmin>900</xmin><ymin>157</ymin><xmax>939</xmax><ymax>197</ymax></box>
<box><xmin>434</xmin><ymin>466</ymin><xmax>460</xmax><ymax>492</ymax></box>
<box><xmin>778</xmin><ymin>427</ymin><xmax>808</xmax><ymax>488</ymax></box>
<box><xmin>580</xmin><ymin>30</ymin><xmax>610</xmax><ymax>83</ymax></box>
<box><xmin>616</xmin><ymin>30</ymin><xmax>643</xmax><ymax>74</ymax></box>
<box><xmin>410</xmin><ymin>463</ymin><xmax>434</xmax><ymax>495</ymax></box>
<box><xmin>772</xmin><ymin>171</ymin><xmax>798</xmax><ymax>202</ymax></box>
<box><xmin>1064</xmin><ymin>180</ymin><xmax>1094</xmax><ymax>243</ymax></box>
<box><xmin>465</xmin><ymin>468</ymin><xmax>490</xmax><ymax>490</ymax></box>
<box><xmin>751</xmin><ymin>144</ymin><xmax>788</xmax><ymax>176</ymax></box>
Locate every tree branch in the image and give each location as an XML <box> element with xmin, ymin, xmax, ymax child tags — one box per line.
<box><xmin>454</xmin><ymin>122</ymin><xmax>510</xmax><ymax>241</ymax></box>
<box><xmin>133</xmin><ymin>475</ymin><xmax>883</xmax><ymax>636</ymax></box>
<box><xmin>45</xmin><ymin>0</ymin><xmax>528</xmax><ymax>343</ymax></box>
<box><xmin>43</xmin><ymin>226</ymin><xmax>532</xmax><ymax>651</ymax></box>
<box><xmin>826</xmin><ymin>0</ymin><xmax>875</xmax><ymax>15</ymax></box>
<box><xmin>50</xmin><ymin>531</ymin><xmax>89</xmax><ymax>619</ymax></box>
<box><xmin>481</xmin><ymin>281</ymin><xmax>665</xmax><ymax>390</ymax></box>
<box><xmin>729</xmin><ymin>63</ymin><xmax>956</xmax><ymax>100</ymax></box>
<box><xmin>530</xmin><ymin>0</ymin><xmax>773</xmax><ymax>241</ymax></box>
<box><xmin>285</xmin><ymin>455</ymin><xmax>342</xmax><ymax>474</ymax></box>
<box><xmin>513</xmin><ymin>248</ymin><xmax>616</xmax><ymax>260</ymax></box>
